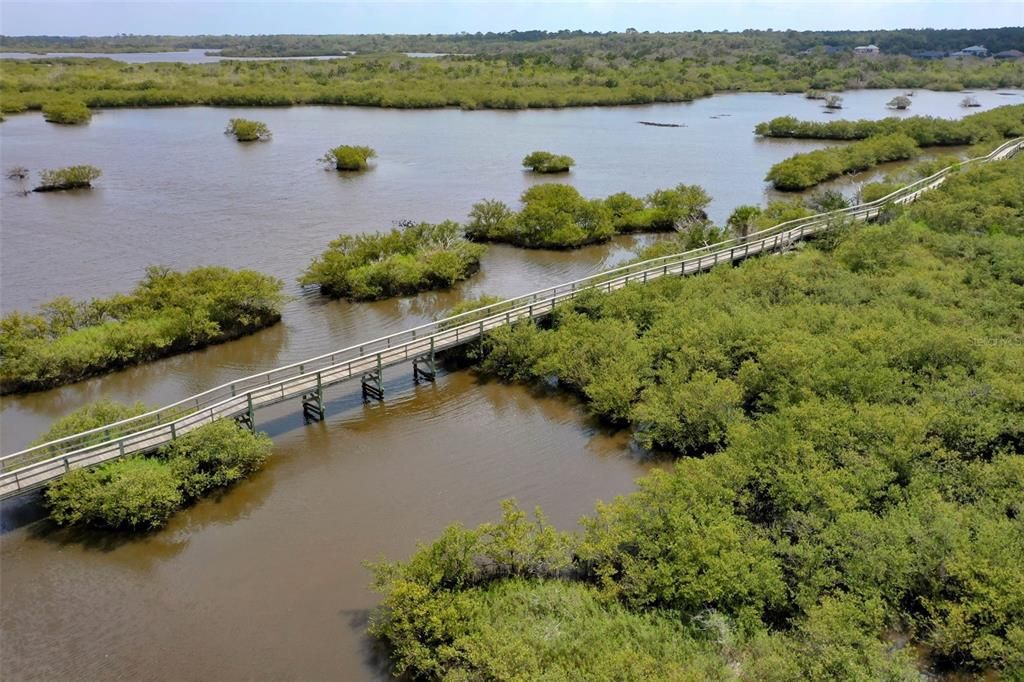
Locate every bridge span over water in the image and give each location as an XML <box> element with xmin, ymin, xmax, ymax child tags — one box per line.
<box><xmin>2</xmin><ymin>138</ymin><xmax>1021</xmax><ymax>501</ymax></box>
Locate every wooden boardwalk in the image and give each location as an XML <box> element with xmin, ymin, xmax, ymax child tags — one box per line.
<box><xmin>2</xmin><ymin>138</ymin><xmax>1020</xmax><ymax>500</ymax></box>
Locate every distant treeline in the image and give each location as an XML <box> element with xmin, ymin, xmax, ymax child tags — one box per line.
<box><xmin>2</xmin><ymin>27</ymin><xmax>1023</xmax><ymax>57</ymax></box>
<box><xmin>2</xmin><ymin>53</ymin><xmax>1021</xmax><ymax>115</ymax></box>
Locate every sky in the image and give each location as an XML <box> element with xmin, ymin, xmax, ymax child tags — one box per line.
<box><xmin>1</xmin><ymin>1</ymin><xmax>1021</xmax><ymax>36</ymax></box>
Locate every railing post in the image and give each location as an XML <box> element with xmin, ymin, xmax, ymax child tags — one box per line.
<box><xmin>246</xmin><ymin>393</ymin><xmax>255</xmax><ymax>432</ymax></box>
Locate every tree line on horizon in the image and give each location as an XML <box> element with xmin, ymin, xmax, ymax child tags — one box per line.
<box><xmin>2</xmin><ymin>26</ymin><xmax>1023</xmax><ymax>58</ymax></box>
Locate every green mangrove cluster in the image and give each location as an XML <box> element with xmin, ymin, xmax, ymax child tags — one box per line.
<box><xmin>369</xmin><ymin>154</ymin><xmax>1024</xmax><ymax>679</ymax></box>
<box><xmin>43</xmin><ymin>408</ymin><xmax>272</xmax><ymax>531</ymax></box>
<box><xmin>299</xmin><ymin>221</ymin><xmax>487</xmax><ymax>300</ymax></box>
<box><xmin>0</xmin><ymin>266</ymin><xmax>286</xmax><ymax>394</ymax></box>
<box><xmin>759</xmin><ymin>104</ymin><xmax>1024</xmax><ymax>190</ymax></box>
<box><xmin>466</xmin><ymin>182</ymin><xmax>713</xmax><ymax>248</ymax></box>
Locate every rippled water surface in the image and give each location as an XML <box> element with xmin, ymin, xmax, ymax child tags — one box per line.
<box><xmin>1</xmin><ymin>88</ymin><xmax>1019</xmax><ymax>681</ymax></box>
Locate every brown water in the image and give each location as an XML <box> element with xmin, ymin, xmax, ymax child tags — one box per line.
<box><xmin>1</xmin><ymin>89</ymin><xmax>1018</xmax><ymax>681</ymax></box>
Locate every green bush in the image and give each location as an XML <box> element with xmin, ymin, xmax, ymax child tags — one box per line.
<box><xmin>319</xmin><ymin>144</ymin><xmax>376</xmax><ymax>170</ymax></box>
<box><xmin>42</xmin><ymin>100</ymin><xmax>92</xmax><ymax>124</ymax></box>
<box><xmin>766</xmin><ymin>133</ymin><xmax>920</xmax><ymax>191</ymax></box>
<box><xmin>46</xmin><ymin>457</ymin><xmax>183</xmax><ymax>530</ymax></box>
<box><xmin>1</xmin><ymin>266</ymin><xmax>286</xmax><ymax>394</ymax></box>
<box><xmin>754</xmin><ymin>104</ymin><xmax>1024</xmax><ymax>144</ymax></box>
<box><xmin>224</xmin><ymin>117</ymin><xmax>271</xmax><ymax>141</ymax></box>
<box><xmin>468</xmin><ymin>183</ymin><xmax>716</xmax><ymax>248</ymax></box>
<box><xmin>522</xmin><ymin>150</ymin><xmax>575</xmax><ymax>173</ymax></box>
<box><xmin>162</xmin><ymin>419</ymin><xmax>272</xmax><ymax>499</ymax></box>
<box><xmin>44</xmin><ymin>413</ymin><xmax>272</xmax><ymax>531</ymax></box>
<box><xmin>299</xmin><ymin>221</ymin><xmax>486</xmax><ymax>300</ymax></box>
<box><xmin>34</xmin><ymin>165</ymin><xmax>102</xmax><ymax>191</ymax></box>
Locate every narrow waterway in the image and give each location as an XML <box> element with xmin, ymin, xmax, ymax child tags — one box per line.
<box><xmin>1</xmin><ymin>88</ymin><xmax>1019</xmax><ymax>680</ymax></box>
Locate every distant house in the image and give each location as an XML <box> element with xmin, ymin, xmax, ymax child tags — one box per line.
<box><xmin>853</xmin><ymin>44</ymin><xmax>880</xmax><ymax>55</ymax></box>
<box><xmin>913</xmin><ymin>50</ymin><xmax>947</xmax><ymax>60</ymax></box>
<box><xmin>954</xmin><ymin>45</ymin><xmax>990</xmax><ymax>58</ymax></box>
<box><xmin>993</xmin><ymin>49</ymin><xmax>1024</xmax><ymax>60</ymax></box>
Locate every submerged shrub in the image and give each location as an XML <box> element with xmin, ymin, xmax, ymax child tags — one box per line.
<box><xmin>319</xmin><ymin>144</ymin><xmax>377</xmax><ymax>170</ymax></box>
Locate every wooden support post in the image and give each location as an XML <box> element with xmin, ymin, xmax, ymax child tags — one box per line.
<box><xmin>301</xmin><ymin>391</ymin><xmax>325</xmax><ymax>423</ymax></box>
<box><xmin>362</xmin><ymin>357</ymin><xmax>384</xmax><ymax>401</ymax></box>
<box><xmin>413</xmin><ymin>338</ymin><xmax>436</xmax><ymax>383</ymax></box>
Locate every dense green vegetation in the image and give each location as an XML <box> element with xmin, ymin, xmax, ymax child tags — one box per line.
<box><xmin>522</xmin><ymin>150</ymin><xmax>574</xmax><ymax>173</ymax></box>
<box><xmin>41</xmin><ymin>99</ymin><xmax>91</xmax><ymax>124</ymax></box>
<box><xmin>44</xmin><ymin>415</ymin><xmax>271</xmax><ymax>530</ymax></box>
<box><xmin>766</xmin><ymin>132</ymin><xmax>920</xmax><ymax>190</ymax></box>
<box><xmin>319</xmin><ymin>144</ymin><xmax>376</xmax><ymax>171</ymax></box>
<box><xmin>3</xmin><ymin>28</ymin><xmax>1023</xmax><ymax>58</ymax></box>
<box><xmin>755</xmin><ymin>103</ymin><xmax>1024</xmax><ymax>143</ymax></box>
<box><xmin>0</xmin><ymin>266</ymin><xmax>286</xmax><ymax>394</ymax></box>
<box><xmin>760</xmin><ymin>104</ymin><xmax>1024</xmax><ymax>190</ymax></box>
<box><xmin>1</xmin><ymin>45</ymin><xmax>1021</xmax><ymax>114</ymax></box>
<box><xmin>299</xmin><ymin>222</ymin><xmax>486</xmax><ymax>300</ymax></box>
<box><xmin>369</xmin><ymin>155</ymin><xmax>1024</xmax><ymax>679</ymax></box>
<box><xmin>466</xmin><ymin>183</ymin><xmax>712</xmax><ymax>248</ymax></box>
<box><xmin>224</xmin><ymin>117</ymin><xmax>270</xmax><ymax>141</ymax></box>
<box><xmin>33</xmin><ymin>165</ymin><xmax>101</xmax><ymax>191</ymax></box>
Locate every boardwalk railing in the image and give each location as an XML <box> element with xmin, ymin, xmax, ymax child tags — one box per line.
<box><xmin>2</xmin><ymin>137</ymin><xmax>1020</xmax><ymax>500</ymax></box>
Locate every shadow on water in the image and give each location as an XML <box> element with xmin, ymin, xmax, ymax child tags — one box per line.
<box><xmin>341</xmin><ymin>608</ymin><xmax>403</xmax><ymax>681</ymax></box>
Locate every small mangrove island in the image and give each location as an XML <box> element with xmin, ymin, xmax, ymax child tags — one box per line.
<box><xmin>0</xmin><ymin>266</ymin><xmax>286</xmax><ymax>394</ymax></box>
<box><xmin>40</xmin><ymin>403</ymin><xmax>272</xmax><ymax>531</ymax></box>
<box><xmin>299</xmin><ymin>221</ymin><xmax>486</xmax><ymax>300</ymax></box>
<box><xmin>466</xmin><ymin>182</ymin><xmax>713</xmax><ymax>249</ymax></box>
<box><xmin>319</xmin><ymin>144</ymin><xmax>377</xmax><ymax>171</ymax></box>
<box><xmin>522</xmin><ymin>150</ymin><xmax>575</xmax><ymax>173</ymax></box>
<box><xmin>33</xmin><ymin>165</ymin><xmax>102</xmax><ymax>192</ymax></box>
<box><xmin>225</xmin><ymin>117</ymin><xmax>271</xmax><ymax>141</ymax></box>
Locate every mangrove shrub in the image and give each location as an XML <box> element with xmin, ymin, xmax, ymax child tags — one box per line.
<box><xmin>765</xmin><ymin>132</ymin><xmax>919</xmax><ymax>190</ymax></box>
<box><xmin>224</xmin><ymin>117</ymin><xmax>271</xmax><ymax>141</ymax></box>
<box><xmin>369</xmin><ymin>154</ymin><xmax>1024</xmax><ymax>679</ymax></box>
<box><xmin>0</xmin><ymin>266</ymin><xmax>286</xmax><ymax>394</ymax></box>
<box><xmin>42</xmin><ymin>100</ymin><xmax>92</xmax><ymax>124</ymax></box>
<box><xmin>45</xmin><ymin>417</ymin><xmax>272</xmax><ymax>530</ymax></box>
<box><xmin>299</xmin><ymin>221</ymin><xmax>486</xmax><ymax>300</ymax></box>
<box><xmin>522</xmin><ymin>150</ymin><xmax>575</xmax><ymax>173</ymax></box>
<box><xmin>467</xmin><ymin>183</ymin><xmax>713</xmax><ymax>248</ymax></box>
<box><xmin>34</xmin><ymin>165</ymin><xmax>102</xmax><ymax>191</ymax></box>
<box><xmin>320</xmin><ymin>144</ymin><xmax>377</xmax><ymax>171</ymax></box>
